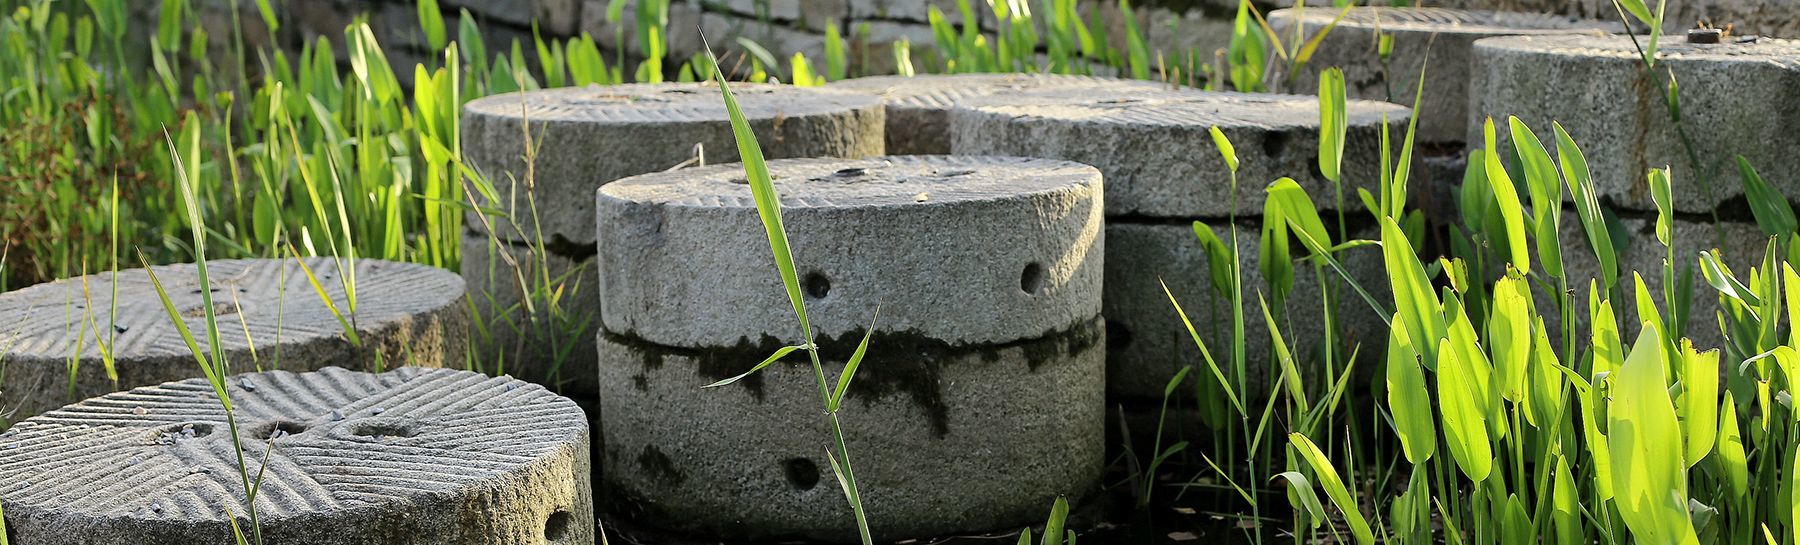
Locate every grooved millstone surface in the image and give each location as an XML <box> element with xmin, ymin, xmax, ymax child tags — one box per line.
<box><xmin>0</xmin><ymin>258</ymin><xmax>466</xmax><ymax>424</ymax></box>
<box><xmin>947</xmin><ymin>87</ymin><xmax>1411</xmax><ymax>218</ymax></box>
<box><xmin>1269</xmin><ymin>7</ymin><xmax>1616</xmax><ymax>144</ymax></box>
<box><xmin>461</xmin><ymin>82</ymin><xmax>885</xmax><ymax>246</ymax></box>
<box><xmin>1471</xmin><ymin>34</ymin><xmax>1800</xmax><ymax>213</ymax></box>
<box><xmin>827</xmin><ymin>73</ymin><xmax>1166</xmax><ymax>155</ymax></box>
<box><xmin>596</xmin><ymin>155</ymin><xmax>1104</xmax><ymax>347</ymax></box>
<box><xmin>1105</xmin><ymin>222</ymin><xmax>1389</xmax><ymax>399</ymax></box>
<box><xmin>597</xmin><ymin>321</ymin><xmax>1105</xmax><ymax>541</ymax></box>
<box><xmin>460</xmin><ymin>233</ymin><xmax>600</xmax><ymax>398</ymax></box>
<box><xmin>0</xmin><ymin>367</ymin><xmax>593</xmax><ymax>545</ymax></box>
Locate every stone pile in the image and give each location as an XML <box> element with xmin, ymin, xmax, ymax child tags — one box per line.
<box><xmin>0</xmin><ymin>367</ymin><xmax>593</xmax><ymax>545</ymax></box>
<box><xmin>0</xmin><ymin>258</ymin><xmax>465</xmax><ymax>424</ymax></box>
<box><xmin>593</xmin><ymin>155</ymin><xmax>1105</xmax><ymax>541</ymax></box>
<box><xmin>948</xmin><ymin>86</ymin><xmax>1407</xmax><ymax>402</ymax></box>
<box><xmin>460</xmin><ymin>82</ymin><xmax>883</xmax><ymax>397</ymax></box>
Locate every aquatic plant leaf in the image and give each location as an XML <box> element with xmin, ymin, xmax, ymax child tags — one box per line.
<box><xmin>1608</xmin><ymin>322</ymin><xmax>1699</xmax><ymax>545</ymax></box>
<box><xmin>1678</xmin><ymin>340</ymin><xmax>1719</xmax><ymax>468</ymax></box>
<box><xmin>1318</xmin><ymin>68</ymin><xmax>1346</xmax><ymax>183</ymax></box>
<box><xmin>1287</xmin><ymin>433</ymin><xmax>1374</xmax><ymax>544</ymax></box>
<box><xmin>1482</xmin><ymin>118</ymin><xmax>1530</xmax><ymax>273</ymax></box>
<box><xmin>1436</xmin><ymin>337</ymin><xmax>1492</xmax><ymax>482</ymax></box>
<box><xmin>1385</xmin><ymin>313</ymin><xmax>1435</xmax><ymax>464</ymax></box>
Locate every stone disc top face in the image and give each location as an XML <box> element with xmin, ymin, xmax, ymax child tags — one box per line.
<box><xmin>1276</xmin><ymin>7</ymin><xmax>1616</xmax><ymax>34</ymax></box>
<box><xmin>829</xmin><ymin>73</ymin><xmax>1164</xmax><ymax>111</ymax></box>
<box><xmin>0</xmin><ymin>367</ymin><xmax>587</xmax><ymax>536</ymax></box>
<box><xmin>1476</xmin><ymin>34</ymin><xmax>1800</xmax><ymax>64</ymax></box>
<box><xmin>596</xmin><ymin>156</ymin><xmax>1104</xmax><ymax>347</ymax></box>
<box><xmin>949</xmin><ymin>87</ymin><xmax>1409</xmax><ymax>218</ymax></box>
<box><xmin>464</xmin><ymin>82</ymin><xmax>882</xmax><ymax>125</ymax></box>
<box><xmin>0</xmin><ymin>258</ymin><xmax>463</xmax><ymax>362</ymax></box>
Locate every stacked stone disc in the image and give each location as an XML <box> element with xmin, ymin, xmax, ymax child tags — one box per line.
<box><xmin>460</xmin><ymin>82</ymin><xmax>884</xmax><ymax>397</ymax></box>
<box><xmin>0</xmin><ymin>258</ymin><xmax>465</xmax><ymax>424</ymax></box>
<box><xmin>827</xmin><ymin>73</ymin><xmax>1166</xmax><ymax>154</ymax></box>
<box><xmin>948</xmin><ymin>87</ymin><xmax>1406</xmax><ymax>403</ymax></box>
<box><xmin>594</xmin><ymin>156</ymin><xmax>1104</xmax><ymax>541</ymax></box>
<box><xmin>1473</xmin><ymin>34</ymin><xmax>1800</xmax><ymax>349</ymax></box>
<box><xmin>0</xmin><ymin>366</ymin><xmax>592</xmax><ymax>545</ymax></box>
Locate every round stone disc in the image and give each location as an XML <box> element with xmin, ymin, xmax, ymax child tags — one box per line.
<box><xmin>0</xmin><ymin>258</ymin><xmax>466</xmax><ymax>424</ymax></box>
<box><xmin>462</xmin><ymin>82</ymin><xmax>885</xmax><ymax>247</ymax></box>
<box><xmin>948</xmin><ymin>87</ymin><xmax>1410</xmax><ymax>219</ymax></box>
<box><xmin>827</xmin><ymin>73</ymin><xmax>1166</xmax><ymax>155</ymax></box>
<box><xmin>1471</xmin><ymin>34</ymin><xmax>1800</xmax><ymax>213</ymax></box>
<box><xmin>597</xmin><ymin>319</ymin><xmax>1103</xmax><ymax>541</ymax></box>
<box><xmin>1269</xmin><ymin>7</ymin><xmax>1616</xmax><ymax>144</ymax></box>
<box><xmin>0</xmin><ymin>367</ymin><xmax>592</xmax><ymax>545</ymax></box>
<box><xmin>596</xmin><ymin>155</ymin><xmax>1104</xmax><ymax>348</ymax></box>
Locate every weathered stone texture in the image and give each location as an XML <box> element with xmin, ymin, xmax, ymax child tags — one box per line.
<box><xmin>0</xmin><ymin>367</ymin><xmax>593</xmax><ymax>545</ymax></box>
<box><xmin>0</xmin><ymin>258</ymin><xmax>466</xmax><ymax>425</ymax></box>
<box><xmin>829</xmin><ymin>73</ymin><xmax>1167</xmax><ymax>154</ymax></box>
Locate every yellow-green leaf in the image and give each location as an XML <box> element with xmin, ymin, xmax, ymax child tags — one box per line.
<box><xmin>1609</xmin><ymin>322</ymin><xmax>1699</xmax><ymax>545</ymax></box>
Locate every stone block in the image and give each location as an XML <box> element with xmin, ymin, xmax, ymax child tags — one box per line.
<box><xmin>0</xmin><ymin>258</ymin><xmax>466</xmax><ymax>425</ymax></box>
<box><xmin>461</xmin><ymin>82</ymin><xmax>884</xmax><ymax>247</ymax></box>
<box><xmin>1269</xmin><ymin>7</ymin><xmax>1617</xmax><ymax>145</ymax></box>
<box><xmin>0</xmin><ymin>367</ymin><xmax>592</xmax><ymax>545</ymax></box>
<box><xmin>1470</xmin><ymin>34</ymin><xmax>1800</xmax><ymax>214</ymax></box>
<box><xmin>828</xmin><ymin>73</ymin><xmax>1165</xmax><ymax>154</ymax></box>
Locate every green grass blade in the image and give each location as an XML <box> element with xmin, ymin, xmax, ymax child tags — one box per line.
<box><xmin>1161</xmin><ymin>279</ymin><xmax>1244</xmax><ymax>416</ymax></box>
<box><xmin>1317</xmin><ymin>68</ymin><xmax>1345</xmax><ymax>183</ymax></box>
<box><xmin>829</xmin><ymin>308</ymin><xmax>881</xmax><ymax>411</ymax></box>
<box><xmin>1288</xmin><ymin>433</ymin><xmax>1374</xmax><ymax>544</ymax></box>
<box><xmin>706</xmin><ymin>344</ymin><xmax>806</xmax><ymax>389</ymax></box>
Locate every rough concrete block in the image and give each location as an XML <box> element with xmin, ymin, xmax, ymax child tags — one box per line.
<box><xmin>447</xmin><ymin>0</ymin><xmax>582</xmax><ymax>35</ymax></box>
<box><xmin>1104</xmin><ymin>221</ymin><xmax>1388</xmax><ymax>400</ymax></box>
<box><xmin>0</xmin><ymin>258</ymin><xmax>466</xmax><ymax>425</ymax></box>
<box><xmin>1269</xmin><ymin>7</ymin><xmax>1617</xmax><ymax>145</ymax></box>
<box><xmin>461</xmin><ymin>233</ymin><xmax>600</xmax><ymax>399</ymax></box>
<box><xmin>1470</xmin><ymin>34</ymin><xmax>1800</xmax><ymax>214</ymax></box>
<box><xmin>596</xmin><ymin>321</ymin><xmax>1104</xmax><ymax>541</ymax></box>
<box><xmin>948</xmin><ymin>86</ymin><xmax>1412</xmax><ymax>219</ymax></box>
<box><xmin>461</xmin><ymin>83</ymin><xmax>884</xmax><ymax>247</ymax></box>
<box><xmin>596</xmin><ymin>156</ymin><xmax>1104</xmax><ymax>347</ymax></box>
<box><xmin>0</xmin><ymin>367</ymin><xmax>592</xmax><ymax>545</ymax></box>
<box><xmin>828</xmin><ymin>73</ymin><xmax>1166</xmax><ymax>155</ymax></box>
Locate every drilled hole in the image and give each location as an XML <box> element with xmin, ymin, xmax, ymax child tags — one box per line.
<box><xmin>253</xmin><ymin>421</ymin><xmax>308</xmax><ymax>440</ymax></box>
<box><xmin>1261</xmin><ymin>131</ymin><xmax>1291</xmax><ymax>161</ymax></box>
<box><xmin>803</xmin><ymin>272</ymin><xmax>831</xmax><ymax>299</ymax></box>
<box><xmin>181</xmin><ymin>302</ymin><xmax>240</xmax><ymax>318</ymax></box>
<box><xmin>1106</xmin><ymin>319</ymin><xmax>1131</xmax><ymax>351</ymax></box>
<box><xmin>784</xmin><ymin>457</ymin><xmax>820</xmax><ymax>491</ymax></box>
<box><xmin>544</xmin><ymin>509</ymin><xmax>572</xmax><ymax>541</ymax></box>
<box><xmin>1020</xmin><ymin>262</ymin><xmax>1046</xmax><ymax>295</ymax></box>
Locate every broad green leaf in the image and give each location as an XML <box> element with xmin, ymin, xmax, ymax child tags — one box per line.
<box><xmin>1552</xmin><ymin>456</ymin><xmax>1581</xmax><ymax>545</ymax></box>
<box><xmin>1738</xmin><ymin>156</ymin><xmax>1798</xmax><ymax>239</ymax></box>
<box><xmin>1678</xmin><ymin>340</ymin><xmax>1719</xmax><ymax>468</ymax></box>
<box><xmin>1608</xmin><ymin>322</ymin><xmax>1699</xmax><ymax>545</ymax></box>
<box><xmin>418</xmin><ymin>0</ymin><xmax>448</xmax><ymax>52</ymax></box>
<box><xmin>1526</xmin><ymin>318</ymin><xmax>1565</xmax><ymax>428</ymax></box>
<box><xmin>1267</xmin><ymin>177</ymin><xmax>1332</xmax><ymax>259</ymax></box>
<box><xmin>829</xmin><ymin>309</ymin><xmax>881</xmax><ymax>411</ymax></box>
<box><xmin>1717</xmin><ymin>391</ymin><xmax>1748</xmax><ymax>500</ymax></box>
<box><xmin>1649</xmin><ymin>168</ymin><xmax>1673</xmax><ymax>246</ymax></box>
<box><xmin>1192</xmin><ymin>222</ymin><xmax>1233</xmax><ymax>297</ymax></box>
<box><xmin>1318</xmin><ymin>68</ymin><xmax>1346</xmax><ymax>183</ymax></box>
<box><xmin>1437</xmin><ymin>338</ymin><xmax>1493</xmax><ymax>482</ymax></box>
<box><xmin>1209</xmin><ymin>126</ymin><xmax>1239</xmax><ymax>173</ymax></box>
<box><xmin>1287</xmin><ymin>433</ymin><xmax>1374</xmax><ymax>544</ymax></box>
<box><xmin>1509</xmin><ymin>116</ymin><xmax>1563</xmax><ymax>278</ymax></box>
<box><xmin>1490</xmin><ymin>271</ymin><xmax>1532</xmax><ymax>402</ymax></box>
<box><xmin>1554</xmin><ymin>122</ymin><xmax>1616</xmax><ymax>290</ymax></box>
<box><xmin>1501</xmin><ymin>495</ymin><xmax>1532</xmax><ymax>545</ymax></box>
<box><xmin>1386</xmin><ymin>313</ymin><xmax>1435</xmax><ymax>463</ymax></box>
<box><xmin>1617</xmin><ymin>0</ymin><xmax>1653</xmax><ymax>24</ymax></box>
<box><xmin>1632</xmin><ymin>273</ymin><xmax>1666</xmax><ymax>344</ymax></box>
<box><xmin>1044</xmin><ymin>496</ymin><xmax>1069</xmax><ymax>545</ymax></box>
<box><xmin>705</xmin><ymin>345</ymin><xmax>805</xmax><ymax>388</ymax></box>
<box><xmin>1592</xmin><ymin>290</ymin><xmax>1624</xmax><ymax>377</ymax></box>
<box><xmin>1445</xmin><ymin>294</ymin><xmax>1499</xmax><ymax>424</ymax></box>
<box><xmin>1272</xmin><ymin>471</ymin><xmax>1326</xmax><ymax>528</ymax></box>
<box><xmin>1700</xmin><ymin>250</ymin><xmax>1760</xmax><ymax>306</ymax></box>
<box><xmin>1482</xmin><ymin>118</ymin><xmax>1531</xmax><ymax>272</ymax></box>
<box><xmin>1382</xmin><ymin>216</ymin><xmax>1443</xmax><ymax>366</ymax></box>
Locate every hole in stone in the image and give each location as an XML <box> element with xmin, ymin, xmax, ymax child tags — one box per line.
<box><xmin>803</xmin><ymin>272</ymin><xmax>831</xmax><ymax>299</ymax></box>
<box><xmin>1020</xmin><ymin>262</ymin><xmax>1046</xmax><ymax>295</ymax></box>
<box><xmin>784</xmin><ymin>457</ymin><xmax>820</xmax><ymax>491</ymax></box>
<box><xmin>1261</xmin><ymin>131</ymin><xmax>1291</xmax><ymax>161</ymax></box>
<box><xmin>155</xmin><ymin>422</ymin><xmax>214</xmax><ymax>444</ymax></box>
<box><xmin>254</xmin><ymin>421</ymin><xmax>308</xmax><ymax>440</ymax></box>
<box><xmin>349</xmin><ymin>420</ymin><xmax>419</xmax><ymax>439</ymax></box>
<box><xmin>181</xmin><ymin>302</ymin><xmax>240</xmax><ymax>318</ymax></box>
<box><xmin>544</xmin><ymin>509</ymin><xmax>572</xmax><ymax>542</ymax></box>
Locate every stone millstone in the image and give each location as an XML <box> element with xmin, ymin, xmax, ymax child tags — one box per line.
<box><xmin>595</xmin><ymin>155</ymin><xmax>1104</xmax><ymax>540</ymax></box>
<box><xmin>460</xmin><ymin>233</ymin><xmax>600</xmax><ymax>398</ymax></box>
<box><xmin>1470</xmin><ymin>34</ymin><xmax>1800</xmax><ymax>214</ymax></box>
<box><xmin>1270</xmin><ymin>7</ymin><xmax>1616</xmax><ymax>145</ymax></box>
<box><xmin>596</xmin><ymin>155</ymin><xmax>1104</xmax><ymax>347</ymax></box>
<box><xmin>597</xmin><ymin>322</ymin><xmax>1105</xmax><ymax>541</ymax></box>
<box><xmin>0</xmin><ymin>258</ymin><xmax>466</xmax><ymax>424</ymax></box>
<box><xmin>826</xmin><ymin>73</ymin><xmax>1167</xmax><ymax>155</ymax></box>
<box><xmin>0</xmin><ymin>367</ymin><xmax>593</xmax><ymax>545</ymax></box>
<box><xmin>1105</xmin><ymin>222</ymin><xmax>1389</xmax><ymax>399</ymax></box>
<box><xmin>947</xmin><ymin>87</ymin><xmax>1412</xmax><ymax>219</ymax></box>
<box><xmin>461</xmin><ymin>82</ymin><xmax>885</xmax><ymax>247</ymax></box>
